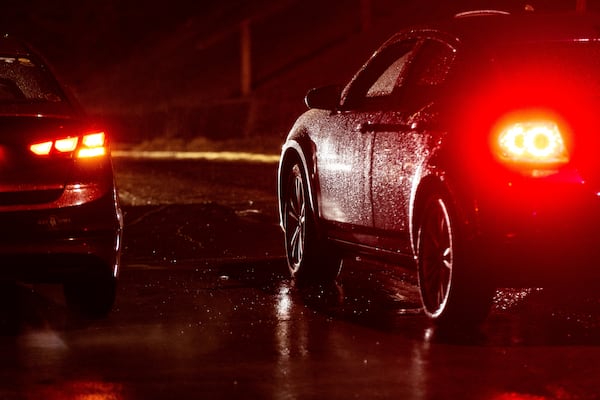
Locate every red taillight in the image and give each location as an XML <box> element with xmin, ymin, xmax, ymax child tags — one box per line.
<box><xmin>29</xmin><ymin>141</ymin><xmax>53</xmax><ymax>155</ymax></box>
<box><xmin>78</xmin><ymin>132</ymin><xmax>106</xmax><ymax>158</ymax></box>
<box><xmin>55</xmin><ymin>137</ymin><xmax>79</xmax><ymax>153</ymax></box>
<box><xmin>30</xmin><ymin>132</ymin><xmax>107</xmax><ymax>158</ymax></box>
<box><xmin>494</xmin><ymin>113</ymin><xmax>570</xmax><ymax>167</ymax></box>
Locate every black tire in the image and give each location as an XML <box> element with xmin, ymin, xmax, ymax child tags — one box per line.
<box><xmin>417</xmin><ymin>193</ymin><xmax>494</xmax><ymax>325</ymax></box>
<box><xmin>282</xmin><ymin>162</ymin><xmax>341</xmax><ymax>284</ymax></box>
<box><xmin>64</xmin><ymin>275</ymin><xmax>117</xmax><ymax>318</ymax></box>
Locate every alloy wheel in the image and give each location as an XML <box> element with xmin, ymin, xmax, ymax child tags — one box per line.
<box><xmin>419</xmin><ymin>197</ymin><xmax>454</xmax><ymax>318</ymax></box>
<box><xmin>284</xmin><ymin>165</ymin><xmax>306</xmax><ymax>273</ymax></box>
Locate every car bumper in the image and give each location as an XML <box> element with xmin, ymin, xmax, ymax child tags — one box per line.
<box><xmin>471</xmin><ymin>167</ymin><xmax>600</xmax><ymax>286</ymax></box>
<box><xmin>0</xmin><ymin>189</ymin><xmax>122</xmax><ymax>283</ymax></box>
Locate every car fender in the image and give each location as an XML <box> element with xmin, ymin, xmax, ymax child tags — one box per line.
<box><xmin>409</xmin><ymin>165</ymin><xmax>447</xmax><ymax>257</ymax></box>
<box><xmin>409</xmin><ymin>150</ymin><xmax>478</xmax><ymax>258</ymax></box>
<box><xmin>278</xmin><ymin>132</ymin><xmax>320</xmax><ymax>233</ymax></box>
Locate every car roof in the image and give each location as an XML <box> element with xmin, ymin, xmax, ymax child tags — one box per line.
<box><xmin>0</xmin><ymin>34</ymin><xmax>33</xmax><ymax>57</ymax></box>
<box><xmin>442</xmin><ymin>11</ymin><xmax>600</xmax><ymax>45</ymax></box>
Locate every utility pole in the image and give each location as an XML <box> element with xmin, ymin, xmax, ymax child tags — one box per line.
<box><xmin>240</xmin><ymin>19</ymin><xmax>252</xmax><ymax>96</ymax></box>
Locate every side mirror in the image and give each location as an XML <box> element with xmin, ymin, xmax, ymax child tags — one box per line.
<box><xmin>304</xmin><ymin>85</ymin><xmax>341</xmax><ymax>110</ymax></box>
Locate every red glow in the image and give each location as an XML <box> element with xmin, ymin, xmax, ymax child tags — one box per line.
<box><xmin>29</xmin><ymin>141</ymin><xmax>53</xmax><ymax>155</ymax></box>
<box><xmin>77</xmin><ymin>132</ymin><xmax>106</xmax><ymax>158</ymax></box>
<box><xmin>490</xmin><ymin>110</ymin><xmax>572</xmax><ymax>173</ymax></box>
<box><xmin>496</xmin><ymin>119</ymin><xmax>568</xmax><ymax>165</ymax></box>
<box><xmin>54</xmin><ymin>137</ymin><xmax>78</xmax><ymax>152</ymax></box>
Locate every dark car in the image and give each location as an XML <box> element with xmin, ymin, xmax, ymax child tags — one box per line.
<box><xmin>277</xmin><ymin>10</ymin><xmax>600</xmax><ymax>325</ymax></box>
<box><xmin>0</xmin><ymin>34</ymin><xmax>122</xmax><ymax>317</ymax></box>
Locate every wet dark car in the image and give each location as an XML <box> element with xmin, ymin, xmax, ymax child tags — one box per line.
<box><xmin>277</xmin><ymin>11</ymin><xmax>600</xmax><ymax>325</ymax></box>
<box><xmin>0</xmin><ymin>35</ymin><xmax>122</xmax><ymax>317</ymax></box>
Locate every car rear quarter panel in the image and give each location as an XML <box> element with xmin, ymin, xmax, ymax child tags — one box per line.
<box><xmin>278</xmin><ymin>110</ymin><xmax>321</xmax><ymax>230</ymax></box>
<box><xmin>407</xmin><ymin>128</ymin><xmax>487</xmax><ymax>257</ymax></box>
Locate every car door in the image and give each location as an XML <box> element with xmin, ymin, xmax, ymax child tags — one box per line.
<box><xmin>312</xmin><ymin>109</ymin><xmax>375</xmax><ymax>233</ymax></box>
<box><xmin>315</xmin><ymin>38</ymin><xmax>417</xmax><ymax>244</ymax></box>
<box><xmin>370</xmin><ymin>37</ymin><xmax>457</xmax><ymax>253</ymax></box>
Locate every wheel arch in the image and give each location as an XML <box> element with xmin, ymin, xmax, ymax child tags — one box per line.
<box><xmin>278</xmin><ymin>140</ymin><xmax>319</xmax><ymax>231</ymax></box>
<box><xmin>410</xmin><ymin>171</ymin><xmax>478</xmax><ymax>257</ymax></box>
<box><xmin>409</xmin><ymin>175</ymin><xmax>452</xmax><ymax>256</ymax></box>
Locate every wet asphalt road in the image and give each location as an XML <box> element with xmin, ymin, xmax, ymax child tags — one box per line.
<box><xmin>3</xmin><ymin>158</ymin><xmax>600</xmax><ymax>399</ymax></box>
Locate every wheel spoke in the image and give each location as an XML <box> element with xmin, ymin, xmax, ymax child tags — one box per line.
<box><xmin>295</xmin><ymin>177</ymin><xmax>303</xmax><ymax>207</ymax></box>
<box><xmin>437</xmin><ymin>279</ymin><xmax>447</xmax><ymax>305</ymax></box>
<box><xmin>290</xmin><ymin>224</ymin><xmax>303</xmax><ymax>263</ymax></box>
<box><xmin>287</xmin><ymin>199</ymin><xmax>299</xmax><ymax>221</ymax></box>
<box><xmin>442</xmin><ymin>247</ymin><xmax>452</xmax><ymax>270</ymax></box>
<box><xmin>299</xmin><ymin>199</ymin><xmax>305</xmax><ymax>223</ymax></box>
<box><xmin>287</xmin><ymin>210</ymin><xmax>299</xmax><ymax>224</ymax></box>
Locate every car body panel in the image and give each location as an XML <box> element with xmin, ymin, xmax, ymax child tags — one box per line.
<box><xmin>312</xmin><ymin>109</ymin><xmax>374</xmax><ymax>228</ymax></box>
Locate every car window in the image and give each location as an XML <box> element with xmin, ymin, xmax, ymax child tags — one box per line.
<box><xmin>366</xmin><ymin>52</ymin><xmax>411</xmax><ymax>98</ymax></box>
<box><xmin>400</xmin><ymin>39</ymin><xmax>456</xmax><ymax>107</ymax></box>
<box><xmin>0</xmin><ymin>56</ymin><xmax>64</xmax><ymax>103</ymax></box>
<box><xmin>341</xmin><ymin>39</ymin><xmax>416</xmax><ymax>110</ymax></box>
<box><xmin>409</xmin><ymin>40</ymin><xmax>455</xmax><ymax>86</ymax></box>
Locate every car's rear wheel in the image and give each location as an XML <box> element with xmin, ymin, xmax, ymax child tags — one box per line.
<box><xmin>64</xmin><ymin>274</ymin><xmax>117</xmax><ymax>318</ymax></box>
<box><xmin>283</xmin><ymin>162</ymin><xmax>340</xmax><ymax>284</ymax></box>
<box><xmin>417</xmin><ymin>193</ymin><xmax>494</xmax><ymax>325</ymax></box>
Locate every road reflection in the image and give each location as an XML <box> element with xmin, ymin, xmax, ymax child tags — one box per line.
<box><xmin>3</xmin><ymin>257</ymin><xmax>600</xmax><ymax>398</ymax></box>
<box><xmin>270</xmin><ymin>275</ymin><xmax>429</xmax><ymax>399</ymax></box>
<box><xmin>24</xmin><ymin>381</ymin><xmax>123</xmax><ymax>400</ymax></box>
<box><xmin>274</xmin><ymin>284</ymin><xmax>301</xmax><ymax>400</ymax></box>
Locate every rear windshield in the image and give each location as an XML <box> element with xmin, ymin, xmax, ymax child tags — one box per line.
<box><xmin>0</xmin><ymin>56</ymin><xmax>65</xmax><ymax>103</ymax></box>
<box><xmin>493</xmin><ymin>40</ymin><xmax>600</xmax><ymax>93</ymax></box>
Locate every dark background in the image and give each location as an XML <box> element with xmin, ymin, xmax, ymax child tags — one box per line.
<box><xmin>0</xmin><ymin>0</ymin><xmax>591</xmax><ymax>145</ymax></box>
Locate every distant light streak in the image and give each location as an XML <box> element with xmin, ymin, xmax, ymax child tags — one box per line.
<box><xmin>111</xmin><ymin>150</ymin><xmax>280</xmax><ymax>163</ymax></box>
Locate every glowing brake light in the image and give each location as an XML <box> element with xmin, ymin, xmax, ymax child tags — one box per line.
<box><xmin>29</xmin><ymin>141</ymin><xmax>53</xmax><ymax>155</ymax></box>
<box><xmin>77</xmin><ymin>132</ymin><xmax>106</xmax><ymax>158</ymax></box>
<box><xmin>30</xmin><ymin>132</ymin><xmax>107</xmax><ymax>158</ymax></box>
<box><xmin>55</xmin><ymin>137</ymin><xmax>78</xmax><ymax>152</ymax></box>
<box><xmin>496</xmin><ymin>120</ymin><xmax>569</xmax><ymax>166</ymax></box>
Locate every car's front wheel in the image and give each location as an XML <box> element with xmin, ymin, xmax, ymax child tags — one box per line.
<box><xmin>283</xmin><ymin>162</ymin><xmax>340</xmax><ymax>284</ymax></box>
<box><xmin>417</xmin><ymin>193</ymin><xmax>494</xmax><ymax>325</ymax></box>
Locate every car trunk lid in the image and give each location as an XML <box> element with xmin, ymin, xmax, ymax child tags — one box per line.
<box><xmin>0</xmin><ymin>115</ymin><xmax>81</xmax><ymax>204</ymax></box>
